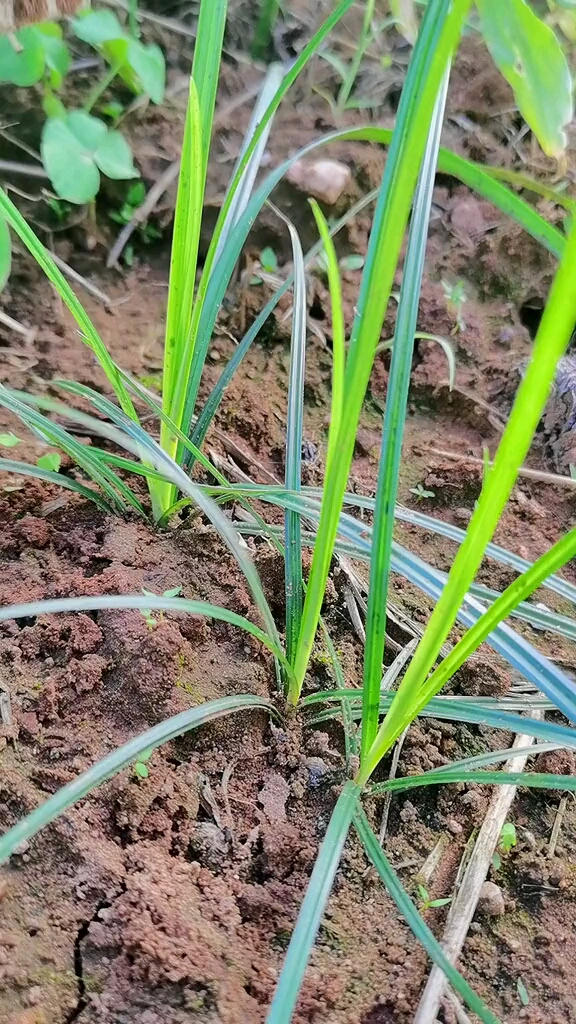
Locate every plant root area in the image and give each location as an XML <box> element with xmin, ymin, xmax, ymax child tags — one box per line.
<box><xmin>1</xmin><ymin>19</ymin><xmax>576</xmax><ymax>1024</ymax></box>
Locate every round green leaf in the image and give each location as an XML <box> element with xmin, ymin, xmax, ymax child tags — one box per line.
<box><xmin>72</xmin><ymin>9</ymin><xmax>126</xmax><ymax>45</ymax></box>
<box><xmin>0</xmin><ymin>28</ymin><xmax>44</xmax><ymax>86</ymax></box>
<box><xmin>477</xmin><ymin>0</ymin><xmax>573</xmax><ymax>157</ymax></box>
<box><xmin>94</xmin><ymin>131</ymin><xmax>139</xmax><ymax>181</ymax></box>
<box><xmin>37</xmin><ymin>24</ymin><xmax>71</xmax><ymax>89</ymax></box>
<box><xmin>0</xmin><ymin>214</ymin><xmax>11</xmax><ymax>292</ymax></box>
<box><xmin>41</xmin><ymin>118</ymin><xmax>100</xmax><ymax>203</ymax></box>
<box><xmin>127</xmin><ymin>40</ymin><xmax>166</xmax><ymax>103</ymax></box>
<box><xmin>67</xmin><ymin>110</ymin><xmax>108</xmax><ymax>151</ymax></box>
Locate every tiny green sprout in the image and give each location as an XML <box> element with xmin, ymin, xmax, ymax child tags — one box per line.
<box><xmin>441</xmin><ymin>277</ymin><xmax>467</xmax><ymax>333</ymax></box>
<box><xmin>516</xmin><ymin>978</ymin><xmax>529</xmax><ymax>1007</ymax></box>
<box><xmin>140</xmin><ymin>585</ymin><xmax>182</xmax><ymax>628</ymax></box>
<box><xmin>0</xmin><ymin>433</ymin><xmax>22</xmax><ymax>447</ymax></box>
<box><xmin>36</xmin><ymin>452</ymin><xmax>61</xmax><ymax>472</ymax></box>
<box><xmin>500</xmin><ymin>822</ymin><xmax>517</xmax><ymax>853</ymax></box>
<box><xmin>133</xmin><ymin>745</ymin><xmax>155</xmax><ymax>780</ymax></box>
<box><xmin>410</xmin><ymin>482</ymin><xmax>435</xmax><ymax>501</ymax></box>
<box><xmin>492</xmin><ymin>821</ymin><xmax>517</xmax><ymax>870</ymax></box>
<box><xmin>259</xmin><ymin>246</ymin><xmax>278</xmax><ymax>274</ymax></box>
<box><xmin>339</xmin><ymin>253</ymin><xmax>365</xmax><ymax>271</ymax></box>
<box><xmin>417</xmin><ymin>884</ymin><xmax>453</xmax><ymax>911</ymax></box>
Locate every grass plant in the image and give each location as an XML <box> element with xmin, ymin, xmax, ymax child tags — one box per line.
<box><xmin>0</xmin><ymin>1</ymin><xmax>575</xmax><ymax>1021</ymax></box>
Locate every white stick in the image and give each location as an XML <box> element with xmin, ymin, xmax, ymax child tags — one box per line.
<box><xmin>413</xmin><ymin>722</ymin><xmax>540</xmax><ymax>1024</ymax></box>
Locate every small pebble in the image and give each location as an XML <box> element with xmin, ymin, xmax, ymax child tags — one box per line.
<box><xmin>286</xmin><ymin>158</ymin><xmax>352</xmax><ymax>205</ymax></box>
<box><xmin>477</xmin><ymin>880</ymin><xmax>505</xmax><ymax>916</ymax></box>
<box><xmin>447</xmin><ymin>818</ymin><xmax>463</xmax><ymax>835</ymax></box>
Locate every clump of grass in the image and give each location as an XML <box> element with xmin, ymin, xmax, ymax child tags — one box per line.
<box><xmin>0</xmin><ymin>1</ymin><xmax>575</xmax><ymax>1022</ymax></box>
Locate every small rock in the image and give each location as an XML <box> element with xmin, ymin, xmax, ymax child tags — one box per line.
<box><xmin>447</xmin><ymin>818</ymin><xmax>463</xmax><ymax>835</ymax></box>
<box><xmin>12</xmin><ymin>840</ymin><xmax>29</xmax><ymax>856</ymax></box>
<box><xmin>304</xmin><ymin>756</ymin><xmax>329</xmax><ymax>789</ymax></box>
<box><xmin>258</xmin><ymin>773</ymin><xmax>290</xmax><ymax>823</ymax></box>
<box><xmin>19</xmin><ymin>712</ymin><xmax>40</xmax><ymax>742</ymax></box>
<box><xmin>286</xmin><ymin>158</ymin><xmax>352</xmax><ymax>205</ymax></box>
<box><xmin>477</xmin><ymin>881</ymin><xmax>505</xmax><ymax>916</ymax></box>
<box><xmin>188</xmin><ymin>823</ymin><xmax>229</xmax><ymax>870</ymax></box>
<box><xmin>25</xmin><ymin>987</ymin><xmax>43</xmax><ymax>1007</ymax></box>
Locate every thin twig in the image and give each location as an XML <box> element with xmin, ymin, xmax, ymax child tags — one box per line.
<box><xmin>413</xmin><ymin>722</ymin><xmax>540</xmax><ymax>1024</ymax></box>
<box><xmin>0</xmin><ymin>309</ymin><xmax>36</xmax><ymax>344</ymax></box>
<box><xmin>48</xmin><ymin>250</ymin><xmax>114</xmax><ymax>307</ymax></box>
<box><xmin>428</xmin><ymin>446</ymin><xmax>576</xmax><ymax>489</ymax></box>
<box><xmin>0</xmin><ymin>160</ymin><xmax>48</xmax><ymax>179</ymax></box>
<box><xmin>548</xmin><ymin>796</ymin><xmax>567</xmax><ymax>858</ymax></box>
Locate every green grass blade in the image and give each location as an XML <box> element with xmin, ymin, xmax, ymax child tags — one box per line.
<box><xmin>0</xmin><ymin>457</ymin><xmax>115</xmax><ymax>512</ymax></box>
<box><xmin>0</xmin><ymin>693</ymin><xmax>276</xmax><ymax>864</ymax></box>
<box><xmin>0</xmin><ymin>388</ymin><xmax>140</xmax><ymax>514</ymax></box>
<box><xmin>213</xmin><ymin>64</ymin><xmax>285</xmax><ymax>263</ymax></box>
<box><xmin>276</xmin><ymin>206</ymin><xmax>307</xmax><ymax>665</ymax></box>
<box><xmin>307</xmin><ymin>690</ymin><xmax>576</xmax><ymax>750</ymax></box>
<box><xmin>374</xmin><ymin>770</ymin><xmax>576</xmax><ymax>795</ymax></box>
<box><xmin>309</xmin><ymin>199</ymin><xmax>345</xmax><ymax>477</ymax></box>
<box><xmin>266</xmin><ymin>780</ymin><xmax>361</xmax><ymax>1024</ymax></box>
<box><xmin>418</xmin><ymin>526</ymin><xmax>576</xmax><ymax>709</ymax></box>
<box><xmin>0</xmin><ymin>593</ymin><xmax>292</xmax><ymax>682</ymax></box>
<box><xmin>405</xmin><ymin>741</ymin><xmax>561</xmax><ymax>776</ymax></box>
<box><xmin>190</xmin><ymin>190</ymin><xmax>379</xmax><ymax>459</ymax></box>
<box><xmin>291</xmin><ymin>0</ymin><xmax>471</xmax><ymax>701</ymax></box>
<box><xmin>359</xmin><ymin>218</ymin><xmax>576</xmax><ymax>783</ymax></box>
<box><xmin>159</xmin><ymin>77</ymin><xmax>203</xmax><ymax>511</ymax></box>
<box><xmin>354</xmin><ymin>806</ymin><xmax>501</xmax><ymax>1024</ymax></box>
<box><xmin>0</xmin><ymin>189</ymin><xmax>137</xmax><ymax>419</ymax></box>
<box><xmin>361</xmin><ymin>69</ymin><xmax>449</xmax><ymax>763</ymax></box>
<box><xmin>192</xmin><ymin>0</ymin><xmax>228</xmax><ymax>185</ymax></box>
<box><xmin>183</xmin><ymin>122</ymin><xmax>562</xmax><ymax>464</ymax></box>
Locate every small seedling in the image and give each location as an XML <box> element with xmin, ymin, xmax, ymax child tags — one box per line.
<box><xmin>417</xmin><ymin>884</ymin><xmax>453</xmax><ymax>911</ymax></box>
<box><xmin>516</xmin><ymin>978</ymin><xmax>529</xmax><ymax>1007</ymax></box>
<box><xmin>441</xmin><ymin>278</ymin><xmax>467</xmax><ymax>333</ymax></box>
<box><xmin>410</xmin><ymin>482</ymin><xmax>435</xmax><ymax>501</ymax></box>
<box><xmin>250</xmin><ymin>245</ymin><xmax>278</xmax><ymax>284</ymax></box>
<box><xmin>109</xmin><ymin>181</ymin><xmax>161</xmax><ymax>253</ymax></box>
<box><xmin>492</xmin><ymin>821</ymin><xmax>517</xmax><ymax>870</ymax></box>
<box><xmin>36</xmin><ymin>452</ymin><xmax>61</xmax><ymax>472</ymax></box>
<box><xmin>133</xmin><ymin>745</ymin><xmax>155</xmax><ymax>780</ymax></box>
<box><xmin>0</xmin><ymin>433</ymin><xmax>22</xmax><ymax>447</ymax></box>
<box><xmin>140</xmin><ymin>585</ymin><xmax>182</xmax><ymax>629</ymax></box>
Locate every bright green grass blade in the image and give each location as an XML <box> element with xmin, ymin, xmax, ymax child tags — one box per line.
<box><xmin>306</xmin><ymin>690</ymin><xmax>576</xmax><ymax>750</ymax></box>
<box><xmin>417</xmin><ymin>525</ymin><xmax>576</xmax><ymax>710</ymax></box>
<box><xmin>266</xmin><ymin>780</ymin><xmax>361</xmax><ymax>1024</ymax></box>
<box><xmin>290</xmin><ymin>0</ymin><xmax>472</xmax><ymax>701</ymax></box>
<box><xmin>0</xmin><ymin>593</ymin><xmax>292</xmax><ymax>683</ymax></box>
<box><xmin>361</xmin><ymin>69</ymin><xmax>449</xmax><ymax>763</ymax></box>
<box><xmin>192</xmin><ymin>0</ymin><xmax>228</xmax><ymax>185</ymax></box>
<box><xmin>159</xmin><ymin>76</ymin><xmax>203</xmax><ymax>516</ymax></box>
<box><xmin>359</xmin><ymin>218</ymin><xmax>576</xmax><ymax>784</ymax></box>
<box><xmin>0</xmin><ymin>190</ymin><xmax>137</xmax><ymax>419</ymax></box>
<box><xmin>190</xmin><ymin>189</ymin><xmax>380</xmax><ymax>459</ymax></box>
<box><xmin>482</xmin><ymin>164</ymin><xmax>576</xmax><ymax>212</ymax></box>
<box><xmin>0</xmin><ymin>457</ymin><xmax>115</xmax><ymax>512</ymax></box>
<box><xmin>373</xmin><ymin>770</ymin><xmax>576</xmax><ymax>795</ymax></box>
<box><xmin>0</xmin><ymin>693</ymin><xmax>276</xmax><ymax>864</ymax></box>
<box><xmin>354</xmin><ymin>806</ymin><xmax>501</xmax><ymax>1024</ymax></box>
<box><xmin>276</xmin><ymin>205</ymin><xmax>307</xmax><ymax>665</ymax></box>
<box><xmin>309</xmin><ymin>199</ymin><xmax>345</xmax><ymax>477</ymax></box>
